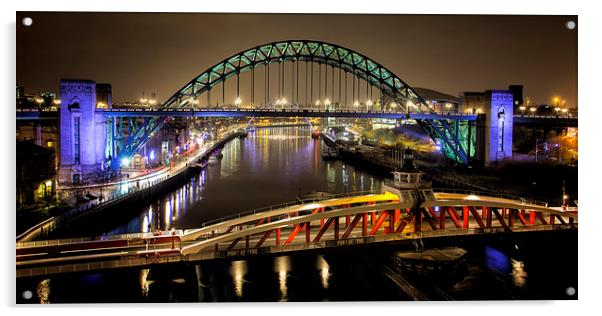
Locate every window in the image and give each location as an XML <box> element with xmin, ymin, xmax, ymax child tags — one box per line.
<box><xmin>74</xmin><ymin>116</ymin><xmax>80</xmax><ymax>163</ymax></box>
<box><xmin>497</xmin><ymin>107</ymin><xmax>505</xmax><ymax>152</ymax></box>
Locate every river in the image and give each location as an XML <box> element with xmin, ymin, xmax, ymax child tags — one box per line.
<box><xmin>16</xmin><ymin>126</ymin><xmax>577</xmax><ymax>303</ymax></box>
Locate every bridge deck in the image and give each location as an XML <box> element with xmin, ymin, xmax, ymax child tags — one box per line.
<box><xmin>16</xmin><ymin>190</ymin><xmax>577</xmax><ymax>278</ymax></box>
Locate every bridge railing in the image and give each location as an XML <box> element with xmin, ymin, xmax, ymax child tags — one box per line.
<box><xmin>98</xmin><ymin>107</ymin><xmax>481</xmax><ymax>117</ymax></box>
<box><xmin>430</xmin><ymin>187</ymin><xmax>549</xmax><ymax>207</ymax></box>
<box><xmin>513</xmin><ymin>114</ymin><xmax>577</xmax><ymax>119</ymax></box>
<box><xmin>194</xmin><ymin>189</ymin><xmax>382</xmax><ymax>229</ymax></box>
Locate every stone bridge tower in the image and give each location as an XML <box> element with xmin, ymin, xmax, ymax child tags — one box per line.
<box><xmin>484</xmin><ymin>90</ymin><xmax>514</xmax><ymax>164</ymax></box>
<box><xmin>58</xmin><ymin>79</ymin><xmax>110</xmax><ymax>185</ymax></box>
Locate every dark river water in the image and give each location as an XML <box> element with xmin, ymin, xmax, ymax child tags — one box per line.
<box><xmin>106</xmin><ymin>126</ymin><xmax>382</xmax><ymax>235</ymax></box>
<box><xmin>16</xmin><ymin>126</ymin><xmax>578</xmax><ymax>303</ymax></box>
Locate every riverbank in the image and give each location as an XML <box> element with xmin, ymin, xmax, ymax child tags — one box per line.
<box><xmin>320</xmin><ymin>133</ymin><xmax>577</xmax><ymax>204</ymax></box>
<box><xmin>18</xmin><ymin>130</ymin><xmax>247</xmax><ymax>242</ymax></box>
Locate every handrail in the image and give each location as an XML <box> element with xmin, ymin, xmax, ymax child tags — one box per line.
<box><xmin>16</xmin><ymin>217</ymin><xmax>55</xmax><ymax>242</ymax></box>
<box><xmin>198</xmin><ymin>190</ymin><xmax>381</xmax><ymax>228</ymax></box>
<box><xmin>430</xmin><ymin>187</ymin><xmax>549</xmax><ymax>207</ymax></box>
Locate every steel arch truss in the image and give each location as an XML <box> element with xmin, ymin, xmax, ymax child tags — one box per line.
<box><xmin>165</xmin><ymin>40</ymin><xmax>428</xmax><ymax>112</ymax></box>
<box><xmin>118</xmin><ymin>40</ymin><xmax>472</xmax><ymax>165</ymax></box>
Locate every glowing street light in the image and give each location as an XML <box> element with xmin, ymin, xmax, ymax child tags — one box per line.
<box><xmin>315</xmin><ymin>100</ymin><xmax>321</xmax><ymax>106</ymax></box>
<box><xmin>389</xmin><ymin>102</ymin><xmax>397</xmax><ymax>109</ymax></box>
<box><xmin>366</xmin><ymin>100</ymin><xmax>373</xmax><ymax>106</ymax></box>
<box><xmin>235</xmin><ymin>97</ymin><xmax>242</xmax><ymax>106</ymax></box>
<box><xmin>52</xmin><ymin>99</ymin><xmax>61</xmax><ymax>105</ymax></box>
<box><xmin>148</xmin><ymin>99</ymin><xmax>157</xmax><ymax>105</ymax></box>
<box><xmin>121</xmin><ymin>157</ymin><xmax>130</xmax><ymax>168</ymax></box>
<box><xmin>281</xmin><ymin>98</ymin><xmax>287</xmax><ymax>106</ymax></box>
<box><xmin>555</xmin><ymin>107</ymin><xmax>561</xmax><ymax>115</ymax></box>
<box><xmin>324</xmin><ymin>99</ymin><xmax>331</xmax><ymax>106</ymax></box>
<box><xmin>139</xmin><ymin>98</ymin><xmax>148</xmax><ymax>104</ymax></box>
<box><xmin>519</xmin><ymin>106</ymin><xmax>526</xmax><ymax>113</ymax></box>
<box><xmin>353</xmin><ymin>100</ymin><xmax>360</xmax><ymax>107</ymax></box>
<box><xmin>529</xmin><ymin>107</ymin><xmax>536</xmax><ymax>113</ymax></box>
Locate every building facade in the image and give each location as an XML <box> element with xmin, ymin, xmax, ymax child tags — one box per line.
<box><xmin>16</xmin><ymin>141</ymin><xmax>56</xmax><ymax>208</ymax></box>
<box><xmin>58</xmin><ymin>80</ymin><xmax>111</xmax><ymax>185</ymax></box>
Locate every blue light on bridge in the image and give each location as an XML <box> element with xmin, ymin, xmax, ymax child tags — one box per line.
<box><xmin>121</xmin><ymin>157</ymin><xmax>130</xmax><ymax>168</ymax></box>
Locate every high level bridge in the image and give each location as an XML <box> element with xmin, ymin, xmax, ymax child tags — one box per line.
<box><xmin>15</xmin><ymin>40</ymin><xmax>580</xmax><ymax>185</ymax></box>
<box><xmin>16</xmin><ymin>187</ymin><xmax>577</xmax><ymax>278</ymax></box>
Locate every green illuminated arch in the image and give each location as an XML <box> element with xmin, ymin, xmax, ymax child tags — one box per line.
<box><xmin>163</xmin><ymin>40</ymin><xmax>430</xmax><ymax>113</ymax></box>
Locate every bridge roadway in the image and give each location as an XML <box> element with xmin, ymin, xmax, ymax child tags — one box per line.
<box><xmin>15</xmin><ymin>108</ymin><xmax>579</xmax><ymax>127</ymax></box>
<box><xmin>16</xmin><ymin>189</ymin><xmax>577</xmax><ymax>278</ymax></box>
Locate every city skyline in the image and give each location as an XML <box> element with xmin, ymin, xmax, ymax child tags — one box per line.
<box><xmin>16</xmin><ymin>12</ymin><xmax>577</xmax><ymax>107</ymax></box>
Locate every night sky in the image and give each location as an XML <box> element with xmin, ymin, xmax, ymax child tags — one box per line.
<box><xmin>16</xmin><ymin>12</ymin><xmax>577</xmax><ymax>107</ymax></box>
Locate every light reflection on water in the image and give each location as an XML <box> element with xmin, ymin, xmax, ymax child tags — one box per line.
<box><xmin>230</xmin><ymin>260</ymin><xmax>247</xmax><ymax>298</ymax></box>
<box><xmin>140</xmin><ymin>269</ymin><xmax>150</xmax><ymax>298</ymax></box>
<box><xmin>317</xmin><ymin>255</ymin><xmax>331</xmax><ymax>289</ymax></box>
<box><xmin>274</xmin><ymin>256</ymin><xmax>291</xmax><ymax>301</ymax></box>
<box><xmin>484</xmin><ymin>246</ymin><xmax>510</xmax><ymax>274</ymax></box>
<box><xmin>511</xmin><ymin>259</ymin><xmax>527</xmax><ymax>287</ymax></box>
<box><xmin>36</xmin><ymin>279</ymin><xmax>50</xmax><ymax>304</ymax></box>
<box><xmin>107</xmin><ymin>127</ymin><xmax>382</xmax><ymax>236</ymax></box>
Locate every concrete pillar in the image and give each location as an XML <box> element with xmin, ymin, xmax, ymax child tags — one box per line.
<box><xmin>58</xmin><ymin>79</ymin><xmax>101</xmax><ymax>184</ymax></box>
<box><xmin>484</xmin><ymin>90</ymin><xmax>514</xmax><ymax>165</ymax></box>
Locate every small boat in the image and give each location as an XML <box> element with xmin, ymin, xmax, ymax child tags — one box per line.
<box><xmin>297</xmin><ymin>191</ymin><xmax>336</xmax><ymax>203</ymax></box>
<box><xmin>207</xmin><ymin>155</ymin><xmax>219</xmax><ymax>165</ymax></box>
<box><xmin>392</xmin><ymin>247</ymin><xmax>468</xmax><ymax>278</ymax></box>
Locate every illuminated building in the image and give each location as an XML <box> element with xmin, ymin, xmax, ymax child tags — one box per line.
<box><xmin>16</xmin><ymin>141</ymin><xmax>56</xmax><ymax>208</ymax></box>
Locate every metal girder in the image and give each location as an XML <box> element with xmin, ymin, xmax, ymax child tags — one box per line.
<box><xmin>118</xmin><ymin>40</ymin><xmax>473</xmax><ymax>165</ymax></box>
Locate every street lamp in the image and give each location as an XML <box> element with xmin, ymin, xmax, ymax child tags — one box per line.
<box><xmin>519</xmin><ymin>106</ymin><xmax>526</xmax><ymax>114</ymax></box>
<box><xmin>389</xmin><ymin>102</ymin><xmax>397</xmax><ymax>110</ymax></box>
<box><xmin>235</xmin><ymin>97</ymin><xmax>242</xmax><ymax>106</ymax></box>
<box><xmin>529</xmin><ymin>107</ymin><xmax>536</xmax><ymax>114</ymax></box>
<box><xmin>555</xmin><ymin>107</ymin><xmax>561</xmax><ymax>115</ymax></box>
<box><xmin>353</xmin><ymin>100</ymin><xmax>359</xmax><ymax>107</ymax></box>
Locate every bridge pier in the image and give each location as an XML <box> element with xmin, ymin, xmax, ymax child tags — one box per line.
<box><xmin>58</xmin><ymin>80</ymin><xmax>111</xmax><ymax>185</ymax></box>
<box><xmin>478</xmin><ymin>90</ymin><xmax>514</xmax><ymax>165</ymax></box>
